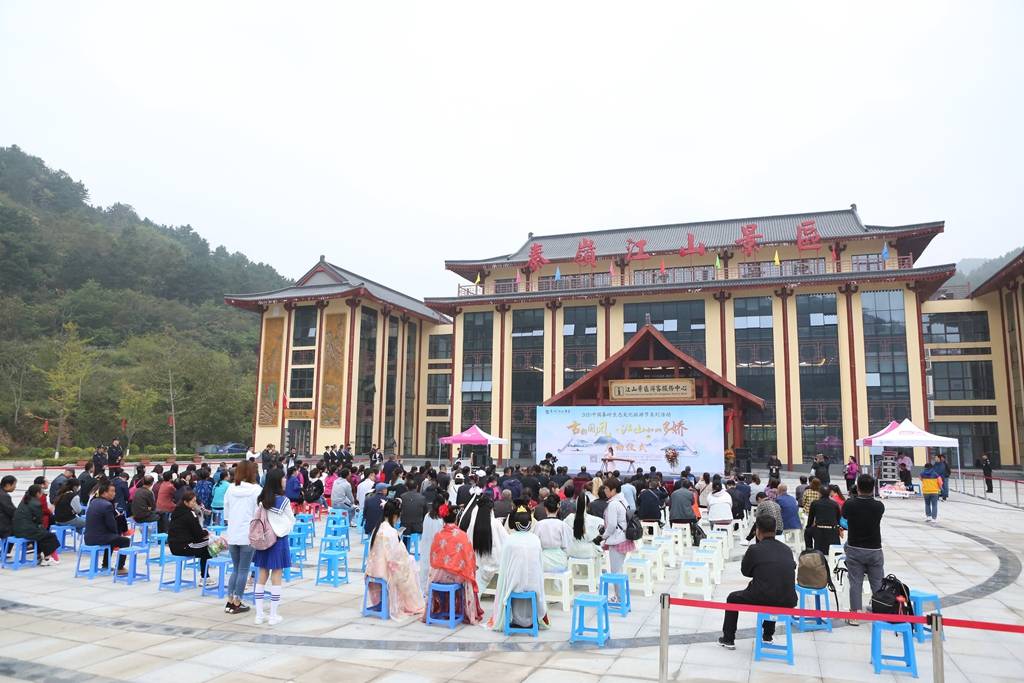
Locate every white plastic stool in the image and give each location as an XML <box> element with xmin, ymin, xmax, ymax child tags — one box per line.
<box><xmin>669</xmin><ymin>524</ymin><xmax>693</xmax><ymax>551</ymax></box>
<box><xmin>638</xmin><ymin>546</ymin><xmax>666</xmax><ymax>581</ymax></box>
<box><xmin>693</xmin><ymin>546</ymin><xmax>722</xmax><ymax>584</ymax></box>
<box><xmin>651</xmin><ymin>536</ymin><xmax>677</xmax><ymax>568</ymax></box>
<box><xmin>625</xmin><ymin>556</ymin><xmax>654</xmax><ymax>596</ymax></box>
<box><xmin>677</xmin><ymin>560</ymin><xmax>713</xmax><ymax>600</ymax></box>
<box><xmin>480</xmin><ymin>573</ymin><xmax>498</xmax><ymax>598</ymax></box>
<box><xmin>641</xmin><ymin>521</ymin><xmax>660</xmax><ymax>542</ymax></box>
<box><xmin>784</xmin><ymin>529</ymin><xmax>803</xmax><ymax>554</ymax></box>
<box><xmin>543</xmin><ymin>569</ymin><xmax>572</xmax><ymax>612</ymax></box>
<box><xmin>827</xmin><ymin>544</ymin><xmax>844</xmax><ymax>571</ymax></box>
<box><xmin>710</xmin><ymin>528</ymin><xmax>733</xmax><ymax>555</ymax></box>
<box><xmin>568</xmin><ymin>556</ymin><xmax>599</xmax><ymax>592</ymax></box>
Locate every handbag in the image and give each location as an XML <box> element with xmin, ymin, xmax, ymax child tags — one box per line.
<box><xmin>115</xmin><ymin>512</ymin><xmax>129</xmax><ymax>535</ymax></box>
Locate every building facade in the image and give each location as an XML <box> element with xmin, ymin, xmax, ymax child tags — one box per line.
<box><xmin>226</xmin><ymin>206</ymin><xmax>1024</xmax><ymax>468</ymax></box>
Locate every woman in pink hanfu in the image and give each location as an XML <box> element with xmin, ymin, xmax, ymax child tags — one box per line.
<box><xmin>365</xmin><ymin>498</ymin><xmax>424</xmax><ymax>619</ymax></box>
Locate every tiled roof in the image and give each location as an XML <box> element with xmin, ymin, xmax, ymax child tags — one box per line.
<box><xmin>224</xmin><ymin>262</ymin><xmax>448</xmax><ymax>323</ymax></box>
<box><xmin>447</xmin><ymin>208</ymin><xmax>942</xmax><ymax>268</ymax></box>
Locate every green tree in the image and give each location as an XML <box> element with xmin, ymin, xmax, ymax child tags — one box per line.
<box><xmin>42</xmin><ymin>323</ymin><xmax>95</xmax><ymax>456</ymax></box>
<box><xmin>117</xmin><ymin>383</ymin><xmax>160</xmax><ymax>456</ymax></box>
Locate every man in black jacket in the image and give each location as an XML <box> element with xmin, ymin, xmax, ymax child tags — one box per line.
<box><xmin>811</xmin><ymin>454</ymin><xmax>830</xmax><ymax>486</ymax></box>
<box><xmin>78</xmin><ymin>462</ymin><xmax>96</xmax><ymax>507</ymax></box>
<box><xmin>719</xmin><ymin>515</ymin><xmax>798</xmax><ymax>649</ymax></box>
<box><xmin>107</xmin><ymin>438</ymin><xmax>124</xmax><ymax>475</ymax></box>
<box><xmin>0</xmin><ymin>475</ymin><xmax>16</xmax><ymax>541</ymax></box>
<box><xmin>92</xmin><ymin>446</ymin><xmax>108</xmax><ymax>478</ymax></box>
<box><xmin>362</xmin><ymin>483</ymin><xmax>388</xmax><ymax>537</ymax></box>
<box><xmin>399</xmin><ymin>489</ymin><xmax>427</xmax><ymax>536</ymax></box>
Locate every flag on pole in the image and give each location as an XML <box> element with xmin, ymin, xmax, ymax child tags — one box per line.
<box><xmin>772</xmin><ymin>249</ymin><xmax>780</xmax><ymax>267</ymax></box>
<box><xmin>881</xmin><ymin>242</ymin><xmax>890</xmax><ymax>262</ymax></box>
<box><xmin>554</xmin><ymin>266</ymin><xmax>561</xmax><ymax>281</ymax></box>
<box><xmin>714</xmin><ymin>254</ymin><xmax>722</xmax><ymax>269</ymax></box>
<box><xmin>659</xmin><ymin>258</ymin><xmax>666</xmax><ymax>275</ymax></box>
<box><xmin>609</xmin><ymin>261</ymin><xmax>615</xmax><ymax>281</ymax></box>
<box><xmin>474</xmin><ymin>271</ymin><xmax>481</xmax><ymax>285</ymax></box>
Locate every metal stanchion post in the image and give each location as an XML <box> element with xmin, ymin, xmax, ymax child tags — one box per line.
<box><xmin>659</xmin><ymin>593</ymin><xmax>669</xmax><ymax>683</ymax></box>
<box><xmin>930</xmin><ymin>613</ymin><xmax>944</xmax><ymax>683</ymax></box>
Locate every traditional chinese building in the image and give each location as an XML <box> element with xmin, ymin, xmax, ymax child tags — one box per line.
<box><xmin>226</xmin><ymin>205</ymin><xmax>1023</xmax><ymax>469</ymax></box>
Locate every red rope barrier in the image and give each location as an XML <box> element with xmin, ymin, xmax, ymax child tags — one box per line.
<box><xmin>667</xmin><ymin>597</ymin><xmax>1024</xmax><ymax>634</ymax></box>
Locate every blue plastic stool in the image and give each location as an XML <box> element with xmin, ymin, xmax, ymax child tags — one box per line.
<box><xmin>325</xmin><ymin>519</ymin><xmax>350</xmax><ymax>543</ymax></box>
<box><xmin>206</xmin><ymin>524</ymin><xmax>227</xmax><ymax>537</ymax></box>
<box><xmin>599</xmin><ymin>573</ymin><xmax>631</xmax><ymax>616</ymax></box>
<box><xmin>328</xmin><ymin>508</ymin><xmax>350</xmax><ymax>526</ymax></box>
<box><xmin>426</xmin><ymin>583</ymin><xmax>463</xmax><ymax>628</ymax></box>
<box><xmin>403</xmin><ymin>533</ymin><xmax>421</xmax><ymax>560</ymax></box>
<box><xmin>133</xmin><ymin>521</ymin><xmax>159</xmax><ymax>548</ymax></box>
<box><xmin>503</xmin><ymin>591</ymin><xmax>539</xmax><ymax>636</ymax></box>
<box><xmin>754</xmin><ymin>614</ymin><xmax>794</xmax><ymax>665</ymax></box>
<box><xmin>112</xmin><ymin>546</ymin><xmax>151</xmax><ymax>585</ymax></box>
<box><xmin>203</xmin><ymin>556</ymin><xmax>233</xmax><ymax>598</ymax></box>
<box><xmin>293</xmin><ymin>521</ymin><xmax>315</xmax><ymax>548</ymax></box>
<box><xmin>321</xmin><ymin>534</ymin><xmax>350</xmax><ymax>552</ymax></box>
<box><xmin>909</xmin><ymin>590</ymin><xmax>943</xmax><ymax>643</ymax></box>
<box><xmin>74</xmin><ymin>544</ymin><xmax>111</xmax><ymax>578</ymax></box>
<box><xmin>210</xmin><ymin>508</ymin><xmax>224</xmax><ymax>525</ymax></box>
<box><xmin>1</xmin><ymin>537</ymin><xmax>38</xmax><ymax>569</ymax></box>
<box><xmin>796</xmin><ymin>585</ymin><xmax>833</xmax><ymax>632</ymax></box>
<box><xmin>288</xmin><ymin>533</ymin><xmax>308</xmax><ymax>564</ymax></box>
<box><xmin>871</xmin><ymin>621</ymin><xmax>918</xmax><ymax>677</ymax></box>
<box><xmin>316</xmin><ymin>550</ymin><xmax>350</xmax><ymax>586</ymax></box>
<box><xmin>570</xmin><ymin>593</ymin><xmax>611</xmax><ymax>646</ymax></box>
<box><xmin>362</xmin><ymin>576</ymin><xmax>390</xmax><ymax>619</ymax></box>
<box><xmin>50</xmin><ymin>524</ymin><xmax>79</xmax><ymax>552</ymax></box>
<box><xmin>295</xmin><ymin>513</ymin><xmax>313</xmax><ymax>524</ymax></box>
<box><xmin>159</xmin><ymin>555</ymin><xmax>198</xmax><ymax>592</ymax></box>
<box><xmin>147</xmin><ymin>533</ymin><xmax>169</xmax><ymax>565</ymax></box>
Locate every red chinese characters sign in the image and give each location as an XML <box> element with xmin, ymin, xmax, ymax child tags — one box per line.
<box><xmin>625</xmin><ymin>238</ymin><xmax>651</xmax><ymax>263</ymax></box>
<box><xmin>678</xmin><ymin>232</ymin><xmax>706</xmax><ymax>257</ymax></box>
<box><xmin>575</xmin><ymin>238</ymin><xmax>597</xmax><ymax>268</ymax></box>
<box><xmin>527</xmin><ymin>243</ymin><xmax>549</xmax><ymax>272</ymax></box>
<box><xmin>735</xmin><ymin>223</ymin><xmax>763</xmax><ymax>258</ymax></box>
<box><xmin>796</xmin><ymin>220</ymin><xmax>822</xmax><ymax>251</ymax></box>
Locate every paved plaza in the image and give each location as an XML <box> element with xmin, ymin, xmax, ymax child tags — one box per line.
<box><xmin>1</xmin><ymin>477</ymin><xmax>1023</xmax><ymax>683</ymax></box>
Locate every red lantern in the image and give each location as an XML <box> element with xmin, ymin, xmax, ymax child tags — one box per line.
<box><xmin>167</xmin><ymin>414</ymin><xmax>175</xmax><ymax>427</ymax></box>
<box><xmin>43</xmin><ymin>419</ymin><xmax>49</xmax><ymax>434</ymax></box>
<box><xmin>121</xmin><ymin>418</ymin><xmax>127</xmax><ymax>432</ymax></box>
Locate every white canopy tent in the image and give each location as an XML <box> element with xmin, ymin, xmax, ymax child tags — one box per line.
<box><xmin>856</xmin><ymin>418</ymin><xmax>962</xmax><ymax>479</ymax></box>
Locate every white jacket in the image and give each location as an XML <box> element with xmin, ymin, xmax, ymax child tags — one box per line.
<box><xmin>265</xmin><ymin>496</ymin><xmax>296</xmax><ymax>538</ymax></box>
<box><xmin>708</xmin><ymin>489</ymin><xmax>734</xmax><ymax>523</ymax></box>
<box><xmin>222</xmin><ymin>481</ymin><xmax>261</xmax><ymax>546</ymax></box>
<box><xmin>602</xmin><ymin>493</ymin><xmax>629</xmax><ymax>547</ymax></box>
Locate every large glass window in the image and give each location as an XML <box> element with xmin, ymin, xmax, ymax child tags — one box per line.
<box><xmin>292</xmin><ymin>306</ymin><xmax>318</xmax><ymax>347</ymax></box>
<box><xmin>355</xmin><ymin>307</ymin><xmax>379</xmax><ymax>453</ymax></box>
<box><xmin>288</xmin><ymin>367</ymin><xmax>315</xmax><ymax>400</ymax></box>
<box><xmin>512</xmin><ymin>309</ymin><xmax>545</xmax><ymax>463</ymax></box>
<box><xmin>383</xmin><ymin>316</ymin><xmax>400</xmax><ymax>454</ymax></box>
<box><xmin>425</xmin><ymin>421</ymin><xmax>451</xmax><ymax>461</ymax></box>
<box><xmin>851</xmin><ymin>254</ymin><xmax>886</xmax><ymax>272</ymax></box>
<box><xmin>734</xmin><ymin>297</ymin><xmax>776</xmax><ymax>461</ymax></box>
<box><xmin>1004</xmin><ymin>292</ymin><xmax>1024</xmax><ymax>451</ymax></box>
<box><xmin>623</xmin><ymin>300</ymin><xmax>706</xmax><ymax>362</ymax></box>
<box><xmin>931</xmin><ymin>361</ymin><xmax>995</xmax><ymax>401</ymax></box>
<box><xmin>403</xmin><ymin>321</ymin><xmax>417</xmax><ymax>454</ymax></box>
<box><xmin>427</xmin><ymin>374</ymin><xmax>451</xmax><ymax>405</ymax></box>
<box><xmin>429</xmin><ymin>334</ymin><xmax>452</xmax><ymax>359</ymax></box>
<box><xmin>461</xmin><ymin>312</ymin><xmax>493</xmax><ymax>438</ymax></box>
<box><xmin>930</xmin><ymin>422</ymin><xmax>1001</xmax><ymax>467</ymax></box>
<box><xmin>922</xmin><ymin>312</ymin><xmax>990</xmax><ymax>344</ymax></box>
<box><xmin>563</xmin><ymin>305</ymin><xmax>597</xmax><ymax>389</ymax></box>
<box><xmin>796</xmin><ymin>293</ymin><xmax>843</xmax><ymax>464</ymax></box>
<box><xmin>862</xmin><ymin>290</ymin><xmax>911</xmax><ymax>431</ymax></box>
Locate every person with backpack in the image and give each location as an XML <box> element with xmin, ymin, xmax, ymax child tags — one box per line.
<box><xmin>920</xmin><ymin>459</ymin><xmax>942</xmax><ymax>523</ymax></box>
<box><xmin>222</xmin><ymin>460</ymin><xmax>261</xmax><ymax>615</ymax></box>
<box><xmin>718</xmin><ymin>515</ymin><xmax>797</xmax><ymax>650</ymax></box>
<box><xmin>251</xmin><ymin>468</ymin><xmax>295</xmax><ymax>626</ymax></box>
<box><xmin>841</xmin><ymin>473</ymin><xmax>886</xmax><ymax>625</ymax></box>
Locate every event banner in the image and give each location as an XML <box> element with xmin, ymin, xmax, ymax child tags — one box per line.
<box><xmin>536</xmin><ymin>405</ymin><xmax>724</xmax><ymax>476</ymax></box>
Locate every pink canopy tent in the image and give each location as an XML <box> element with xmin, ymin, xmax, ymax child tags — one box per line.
<box><xmin>855</xmin><ymin>420</ymin><xmax>900</xmax><ymax>447</ymax></box>
<box><xmin>438</xmin><ymin>424</ymin><xmax>508</xmax><ymax>446</ymax></box>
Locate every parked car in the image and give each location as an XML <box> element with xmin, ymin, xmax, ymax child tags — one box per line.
<box><xmin>217</xmin><ymin>442</ymin><xmax>248</xmax><ymax>455</ymax></box>
<box><xmin>196</xmin><ymin>444</ymin><xmax>221</xmax><ymax>455</ymax></box>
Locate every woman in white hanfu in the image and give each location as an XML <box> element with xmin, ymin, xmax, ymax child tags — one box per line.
<box><xmin>488</xmin><ymin>506</ymin><xmax>548</xmax><ymax>632</ymax></box>
<box><xmin>458</xmin><ymin>494</ymin><xmax>507</xmax><ymax>593</ymax></box>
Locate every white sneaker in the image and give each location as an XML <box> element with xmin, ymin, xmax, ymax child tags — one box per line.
<box><xmin>39</xmin><ymin>557</ymin><xmax>54</xmax><ymax>566</ymax></box>
<box><xmin>254</xmin><ymin>614</ymin><xmax>265</xmax><ymax>625</ymax></box>
<box><xmin>267</xmin><ymin>615</ymin><xmax>283</xmax><ymax>626</ymax></box>
<box><xmin>50</xmin><ymin>556</ymin><xmax>61</xmax><ymax>565</ymax></box>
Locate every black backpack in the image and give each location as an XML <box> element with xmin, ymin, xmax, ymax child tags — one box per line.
<box><xmin>871</xmin><ymin>574</ymin><xmax>913</xmax><ymax>621</ymax></box>
<box><xmin>618</xmin><ymin>501</ymin><xmax>644</xmax><ymax>541</ymax></box>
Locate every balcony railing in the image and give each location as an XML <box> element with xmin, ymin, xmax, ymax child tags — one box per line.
<box><xmin>456</xmin><ymin>254</ymin><xmax>915</xmax><ymax>297</ymax></box>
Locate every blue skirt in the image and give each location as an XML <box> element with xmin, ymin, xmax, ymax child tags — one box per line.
<box><xmin>253</xmin><ymin>535</ymin><xmax>291</xmax><ymax>570</ymax></box>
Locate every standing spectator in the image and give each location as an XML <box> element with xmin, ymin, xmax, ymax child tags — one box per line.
<box><xmin>600</xmin><ymin>477</ymin><xmax>634</xmax><ymax>603</ymax></box>
<box><xmin>223</xmin><ymin>460</ymin><xmax>261</xmax><ymax>615</ymax></box>
<box><xmin>718</xmin><ymin>515</ymin><xmax>797</xmax><ymax>649</ymax></box>
<box><xmin>78</xmin><ymin>462</ymin><xmax>96</xmax><ymax>507</ymax></box>
<box><xmin>935</xmin><ymin>454</ymin><xmax>950</xmax><ymax>501</ymax></box>
<box><xmin>260</xmin><ymin>443</ymin><xmax>275</xmax><ymax>475</ymax></box>
<box><xmin>14</xmin><ymin>485</ymin><xmax>62</xmax><ymax>566</ymax></box>
<box><xmin>92</xmin><ymin>445</ymin><xmax>108</xmax><ymax>478</ymax></box>
<box><xmin>841</xmin><ymin>474</ymin><xmax>886</xmax><ymax>625</ymax></box>
<box><xmin>252</xmin><ymin>469</ymin><xmax>296</xmax><ymax>626</ymax></box>
<box><xmin>920</xmin><ymin>459</ymin><xmax>942</xmax><ymax>523</ymax></box>
<box><xmin>844</xmin><ymin>457</ymin><xmax>860</xmax><ymax>494</ymax></box>
<box><xmin>107</xmin><ymin>438</ymin><xmax>124</xmax><ymax>475</ymax></box>
<box><xmin>811</xmin><ymin>454</ymin><xmax>830</xmax><ymax>486</ymax></box>
<box><xmin>806</xmin><ymin>486</ymin><xmax>842</xmax><ymax>551</ymax></box>
<box><xmin>766</xmin><ymin>455</ymin><xmax>782</xmax><ymax>481</ymax></box>
<box><xmin>84</xmin><ymin>481</ymin><xmax>130</xmax><ymax>574</ymax></box>
<box><xmin>1</xmin><ymin>475</ymin><xmax>18</xmax><ymax>542</ymax></box>
<box><xmin>980</xmin><ymin>455</ymin><xmax>994</xmax><ymax>493</ymax></box>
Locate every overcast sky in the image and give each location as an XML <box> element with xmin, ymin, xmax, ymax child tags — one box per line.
<box><xmin>2</xmin><ymin>2</ymin><xmax>1022</xmax><ymax>298</ymax></box>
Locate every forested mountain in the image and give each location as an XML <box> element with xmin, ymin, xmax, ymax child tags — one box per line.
<box><xmin>0</xmin><ymin>145</ymin><xmax>290</xmax><ymax>457</ymax></box>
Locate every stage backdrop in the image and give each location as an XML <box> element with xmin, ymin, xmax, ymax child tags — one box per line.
<box><xmin>536</xmin><ymin>405</ymin><xmax>724</xmax><ymax>476</ymax></box>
